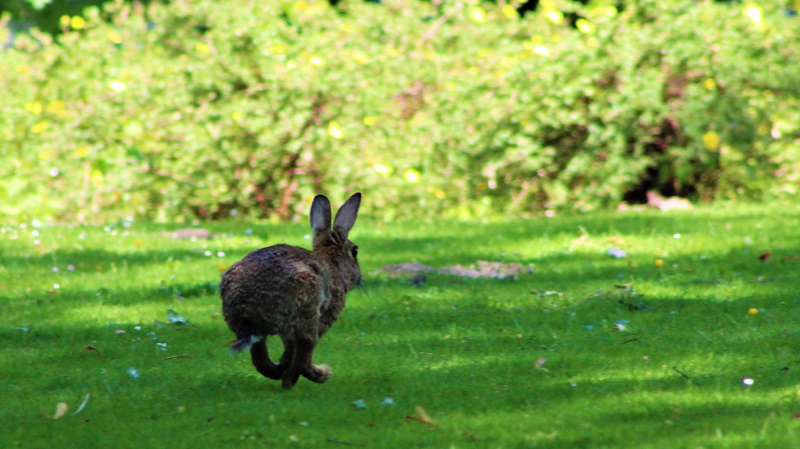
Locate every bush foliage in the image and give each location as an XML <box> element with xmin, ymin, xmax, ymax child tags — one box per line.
<box><xmin>1</xmin><ymin>0</ymin><xmax>799</xmax><ymax>223</ymax></box>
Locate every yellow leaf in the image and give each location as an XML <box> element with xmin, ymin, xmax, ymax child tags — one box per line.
<box><xmin>590</xmin><ymin>6</ymin><xmax>618</xmax><ymax>17</ymax></box>
<box><xmin>25</xmin><ymin>101</ymin><xmax>42</xmax><ymax>115</ymax></box>
<box><xmin>328</xmin><ymin>121</ymin><xmax>343</xmax><ymax>139</ymax></box>
<box><xmin>373</xmin><ymin>163</ymin><xmax>391</xmax><ymax>175</ymax></box>
<box><xmin>703</xmin><ymin>79</ymin><xmax>716</xmax><ymax>91</ymax></box>
<box><xmin>532</xmin><ymin>45</ymin><xmax>550</xmax><ymax>56</ymax></box>
<box><xmin>502</xmin><ymin>5</ymin><xmax>518</xmax><ymax>19</ymax></box>
<box><xmin>91</xmin><ymin>170</ymin><xmax>104</xmax><ymax>185</ymax></box>
<box><xmin>108</xmin><ymin>31</ymin><xmax>123</xmax><ymax>44</ymax></box>
<box><xmin>470</xmin><ymin>7</ymin><xmax>487</xmax><ymax>22</ymax></box>
<box><xmin>75</xmin><ymin>146</ymin><xmax>90</xmax><ymax>158</ymax></box>
<box><xmin>38</xmin><ymin>151</ymin><xmax>51</xmax><ymax>160</ymax></box>
<box><xmin>46</xmin><ymin>101</ymin><xmax>66</xmax><ymax>112</ymax></box>
<box><xmin>363</xmin><ymin>116</ymin><xmax>376</xmax><ymax>126</ymax></box>
<box><xmin>294</xmin><ymin>0</ymin><xmax>309</xmax><ymax>12</ymax></box>
<box><xmin>543</xmin><ymin>9</ymin><xmax>563</xmax><ymax>24</ymax></box>
<box><xmin>70</xmin><ymin>16</ymin><xmax>86</xmax><ymax>30</ymax></box>
<box><xmin>195</xmin><ymin>42</ymin><xmax>212</xmax><ymax>53</ymax></box>
<box><xmin>231</xmin><ymin>111</ymin><xmax>243</xmax><ymax>121</ymax></box>
<box><xmin>31</xmin><ymin>121</ymin><xmax>49</xmax><ymax>133</ymax></box>
<box><xmin>744</xmin><ymin>5</ymin><xmax>763</xmax><ymax>27</ymax></box>
<box><xmin>576</xmin><ymin>19</ymin><xmax>596</xmax><ymax>34</ymax></box>
<box><xmin>269</xmin><ymin>44</ymin><xmax>286</xmax><ymax>54</ymax></box>
<box><xmin>702</xmin><ymin>131</ymin><xmax>720</xmax><ymax>150</ymax></box>
<box><xmin>403</xmin><ymin>169</ymin><xmax>421</xmax><ymax>183</ymax></box>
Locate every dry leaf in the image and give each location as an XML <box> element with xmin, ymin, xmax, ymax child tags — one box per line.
<box><xmin>759</xmin><ymin>252</ymin><xmax>771</xmax><ymax>261</ymax></box>
<box><xmin>406</xmin><ymin>406</ymin><xmax>437</xmax><ymax>426</ymax></box>
<box><xmin>53</xmin><ymin>402</ymin><xmax>68</xmax><ymax>419</ymax></box>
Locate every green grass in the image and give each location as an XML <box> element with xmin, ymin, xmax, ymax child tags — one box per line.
<box><xmin>2</xmin><ymin>202</ymin><xmax>800</xmax><ymax>448</ymax></box>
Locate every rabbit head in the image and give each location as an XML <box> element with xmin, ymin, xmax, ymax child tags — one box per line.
<box><xmin>310</xmin><ymin>192</ymin><xmax>362</xmax><ymax>292</ymax></box>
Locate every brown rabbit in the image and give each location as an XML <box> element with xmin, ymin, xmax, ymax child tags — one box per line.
<box><xmin>220</xmin><ymin>193</ymin><xmax>361</xmax><ymax>389</ymax></box>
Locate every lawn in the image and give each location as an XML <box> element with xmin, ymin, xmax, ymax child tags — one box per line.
<box><xmin>2</xmin><ymin>202</ymin><xmax>799</xmax><ymax>448</ymax></box>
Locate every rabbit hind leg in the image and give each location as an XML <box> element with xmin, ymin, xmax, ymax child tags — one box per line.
<box><xmin>250</xmin><ymin>338</ymin><xmax>284</xmax><ymax>380</ymax></box>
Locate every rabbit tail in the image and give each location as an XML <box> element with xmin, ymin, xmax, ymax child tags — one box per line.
<box><xmin>230</xmin><ymin>335</ymin><xmax>262</xmax><ymax>353</ymax></box>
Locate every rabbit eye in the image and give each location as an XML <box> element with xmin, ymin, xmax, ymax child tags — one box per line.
<box><xmin>351</xmin><ymin>246</ymin><xmax>358</xmax><ymax>258</ymax></box>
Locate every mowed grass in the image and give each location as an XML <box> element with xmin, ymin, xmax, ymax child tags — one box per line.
<box><xmin>2</xmin><ymin>202</ymin><xmax>800</xmax><ymax>448</ymax></box>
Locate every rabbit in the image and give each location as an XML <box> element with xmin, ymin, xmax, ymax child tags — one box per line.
<box><xmin>220</xmin><ymin>192</ymin><xmax>362</xmax><ymax>390</ymax></box>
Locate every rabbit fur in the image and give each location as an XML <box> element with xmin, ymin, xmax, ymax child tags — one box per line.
<box><xmin>220</xmin><ymin>193</ymin><xmax>362</xmax><ymax>389</ymax></box>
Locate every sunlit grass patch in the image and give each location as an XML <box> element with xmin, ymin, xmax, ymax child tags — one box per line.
<box><xmin>2</xmin><ymin>202</ymin><xmax>800</xmax><ymax>447</ymax></box>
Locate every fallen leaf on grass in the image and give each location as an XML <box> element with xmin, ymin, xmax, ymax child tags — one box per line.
<box><xmin>406</xmin><ymin>406</ymin><xmax>437</xmax><ymax>426</ymax></box>
<box><xmin>534</xmin><ymin>357</ymin><xmax>553</xmax><ymax>375</ymax></box>
<box><xmin>53</xmin><ymin>402</ymin><xmax>68</xmax><ymax>419</ymax></box>
<box><xmin>759</xmin><ymin>252</ymin><xmax>771</xmax><ymax>261</ymax></box>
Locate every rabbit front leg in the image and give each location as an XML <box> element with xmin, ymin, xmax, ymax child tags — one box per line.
<box><xmin>281</xmin><ymin>317</ymin><xmax>331</xmax><ymax>389</ymax></box>
<box><xmin>281</xmin><ymin>336</ymin><xmax>331</xmax><ymax>390</ymax></box>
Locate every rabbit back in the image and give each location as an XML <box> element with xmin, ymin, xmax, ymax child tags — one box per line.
<box><xmin>220</xmin><ymin>244</ymin><xmax>326</xmax><ymax>342</ymax></box>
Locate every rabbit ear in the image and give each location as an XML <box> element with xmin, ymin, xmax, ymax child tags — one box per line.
<box><xmin>333</xmin><ymin>192</ymin><xmax>361</xmax><ymax>239</ymax></box>
<box><xmin>310</xmin><ymin>195</ymin><xmax>332</xmax><ymax>233</ymax></box>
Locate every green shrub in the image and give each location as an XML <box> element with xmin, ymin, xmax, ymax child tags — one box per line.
<box><xmin>1</xmin><ymin>0</ymin><xmax>798</xmax><ymax>223</ymax></box>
